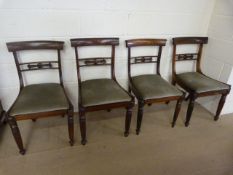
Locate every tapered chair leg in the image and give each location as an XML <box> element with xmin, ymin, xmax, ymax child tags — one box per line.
<box><xmin>214</xmin><ymin>93</ymin><xmax>227</xmax><ymax>121</ymax></box>
<box><xmin>172</xmin><ymin>98</ymin><xmax>183</xmax><ymax>127</ymax></box>
<box><xmin>79</xmin><ymin>109</ymin><xmax>87</xmax><ymax>145</ymax></box>
<box><xmin>185</xmin><ymin>94</ymin><xmax>196</xmax><ymax>127</ymax></box>
<box><xmin>136</xmin><ymin>101</ymin><xmax>144</xmax><ymax>135</ymax></box>
<box><xmin>124</xmin><ymin>106</ymin><xmax>133</xmax><ymax>137</ymax></box>
<box><xmin>67</xmin><ymin>108</ymin><xmax>74</xmax><ymax>146</ymax></box>
<box><xmin>7</xmin><ymin>115</ymin><xmax>26</xmax><ymax>155</ymax></box>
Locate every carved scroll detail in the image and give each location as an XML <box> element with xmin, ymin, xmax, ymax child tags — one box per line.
<box><xmin>79</xmin><ymin>57</ymin><xmax>111</xmax><ymax>67</ymax></box>
<box><xmin>19</xmin><ymin>61</ymin><xmax>58</xmax><ymax>71</ymax></box>
<box><xmin>131</xmin><ymin>56</ymin><xmax>157</xmax><ymax>64</ymax></box>
<box><xmin>176</xmin><ymin>53</ymin><xmax>198</xmax><ymax>61</ymax></box>
<box><xmin>84</xmin><ymin>58</ymin><xmax>106</xmax><ymax>65</ymax></box>
<box><xmin>27</xmin><ymin>62</ymin><xmax>52</xmax><ymax>70</ymax></box>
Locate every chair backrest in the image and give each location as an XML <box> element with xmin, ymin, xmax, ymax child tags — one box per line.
<box><xmin>70</xmin><ymin>38</ymin><xmax>119</xmax><ymax>84</ymax></box>
<box><xmin>125</xmin><ymin>39</ymin><xmax>167</xmax><ymax>78</ymax></box>
<box><xmin>172</xmin><ymin>37</ymin><xmax>208</xmax><ymax>78</ymax></box>
<box><xmin>7</xmin><ymin>40</ymin><xmax>64</xmax><ymax>90</ymax></box>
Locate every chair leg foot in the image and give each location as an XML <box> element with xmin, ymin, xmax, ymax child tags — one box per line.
<box><xmin>185</xmin><ymin>94</ymin><xmax>196</xmax><ymax>126</ymax></box>
<box><xmin>8</xmin><ymin>116</ymin><xmax>25</xmax><ymax>155</ymax></box>
<box><xmin>171</xmin><ymin>97</ymin><xmax>183</xmax><ymax>128</ymax></box>
<box><xmin>185</xmin><ymin>122</ymin><xmax>189</xmax><ymax>127</ymax></box>
<box><xmin>69</xmin><ymin>140</ymin><xmax>74</xmax><ymax>146</ymax></box>
<box><xmin>68</xmin><ymin>107</ymin><xmax>74</xmax><ymax>146</ymax></box>
<box><xmin>136</xmin><ymin>102</ymin><xmax>144</xmax><ymax>134</ymax></box>
<box><xmin>171</xmin><ymin>122</ymin><xmax>175</xmax><ymax>128</ymax></box>
<box><xmin>124</xmin><ymin>105</ymin><xmax>133</xmax><ymax>137</ymax></box>
<box><xmin>124</xmin><ymin>132</ymin><xmax>129</xmax><ymax>137</ymax></box>
<box><xmin>214</xmin><ymin>93</ymin><xmax>227</xmax><ymax>121</ymax></box>
<box><xmin>19</xmin><ymin>149</ymin><xmax>26</xmax><ymax>155</ymax></box>
<box><xmin>81</xmin><ymin>139</ymin><xmax>87</xmax><ymax>145</ymax></box>
<box><xmin>79</xmin><ymin>108</ymin><xmax>87</xmax><ymax>145</ymax></box>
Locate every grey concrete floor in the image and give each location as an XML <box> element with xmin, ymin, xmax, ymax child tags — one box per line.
<box><xmin>0</xmin><ymin>102</ymin><xmax>233</xmax><ymax>175</ymax></box>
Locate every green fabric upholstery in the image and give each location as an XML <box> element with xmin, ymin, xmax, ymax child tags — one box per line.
<box><xmin>10</xmin><ymin>83</ymin><xmax>69</xmax><ymax>116</ymax></box>
<box><xmin>132</xmin><ymin>74</ymin><xmax>182</xmax><ymax>100</ymax></box>
<box><xmin>81</xmin><ymin>79</ymin><xmax>131</xmax><ymax>107</ymax></box>
<box><xmin>176</xmin><ymin>72</ymin><xmax>230</xmax><ymax>93</ymax></box>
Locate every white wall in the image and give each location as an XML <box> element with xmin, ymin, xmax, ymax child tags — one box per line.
<box><xmin>0</xmin><ymin>0</ymin><xmax>216</xmax><ymax>111</ymax></box>
<box><xmin>201</xmin><ymin>0</ymin><xmax>233</xmax><ymax>115</ymax></box>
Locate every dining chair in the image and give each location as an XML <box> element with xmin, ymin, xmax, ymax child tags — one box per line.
<box><xmin>70</xmin><ymin>38</ymin><xmax>134</xmax><ymax>145</ymax></box>
<box><xmin>126</xmin><ymin>39</ymin><xmax>184</xmax><ymax>134</ymax></box>
<box><xmin>6</xmin><ymin>41</ymin><xmax>74</xmax><ymax>155</ymax></box>
<box><xmin>172</xmin><ymin>37</ymin><xmax>231</xmax><ymax>126</ymax></box>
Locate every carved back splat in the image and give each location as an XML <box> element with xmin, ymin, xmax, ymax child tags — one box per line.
<box><xmin>70</xmin><ymin>38</ymin><xmax>119</xmax><ymax>83</ymax></box>
<box><xmin>172</xmin><ymin>37</ymin><xmax>208</xmax><ymax>80</ymax></box>
<box><xmin>7</xmin><ymin>40</ymin><xmax>64</xmax><ymax>89</ymax></box>
<box><xmin>125</xmin><ymin>39</ymin><xmax>166</xmax><ymax>77</ymax></box>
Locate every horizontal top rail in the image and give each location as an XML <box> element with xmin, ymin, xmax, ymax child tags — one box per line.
<box><xmin>7</xmin><ymin>40</ymin><xmax>64</xmax><ymax>52</ymax></box>
<box><xmin>173</xmin><ymin>37</ymin><xmax>208</xmax><ymax>45</ymax></box>
<box><xmin>126</xmin><ymin>39</ymin><xmax>166</xmax><ymax>47</ymax></box>
<box><xmin>70</xmin><ymin>38</ymin><xmax>119</xmax><ymax>47</ymax></box>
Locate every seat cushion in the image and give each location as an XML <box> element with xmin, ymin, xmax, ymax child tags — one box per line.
<box><xmin>176</xmin><ymin>72</ymin><xmax>230</xmax><ymax>93</ymax></box>
<box><xmin>10</xmin><ymin>83</ymin><xmax>69</xmax><ymax>116</ymax></box>
<box><xmin>81</xmin><ymin>79</ymin><xmax>131</xmax><ymax>107</ymax></box>
<box><xmin>132</xmin><ymin>74</ymin><xmax>182</xmax><ymax>100</ymax></box>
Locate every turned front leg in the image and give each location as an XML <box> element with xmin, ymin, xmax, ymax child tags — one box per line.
<box><xmin>214</xmin><ymin>93</ymin><xmax>227</xmax><ymax>121</ymax></box>
<box><xmin>8</xmin><ymin>116</ymin><xmax>25</xmax><ymax>155</ymax></box>
<box><xmin>79</xmin><ymin>109</ymin><xmax>87</xmax><ymax>145</ymax></box>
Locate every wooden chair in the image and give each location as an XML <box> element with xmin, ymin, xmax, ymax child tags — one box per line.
<box><xmin>172</xmin><ymin>37</ymin><xmax>231</xmax><ymax>126</ymax></box>
<box><xmin>6</xmin><ymin>41</ymin><xmax>74</xmax><ymax>155</ymax></box>
<box><xmin>126</xmin><ymin>39</ymin><xmax>184</xmax><ymax>134</ymax></box>
<box><xmin>70</xmin><ymin>38</ymin><xmax>134</xmax><ymax>145</ymax></box>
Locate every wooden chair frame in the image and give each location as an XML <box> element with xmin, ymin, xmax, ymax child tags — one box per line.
<box><xmin>126</xmin><ymin>39</ymin><xmax>185</xmax><ymax>134</ymax></box>
<box><xmin>70</xmin><ymin>38</ymin><xmax>134</xmax><ymax>145</ymax></box>
<box><xmin>172</xmin><ymin>37</ymin><xmax>231</xmax><ymax>126</ymax></box>
<box><xmin>6</xmin><ymin>41</ymin><xmax>74</xmax><ymax>155</ymax></box>
<box><xmin>0</xmin><ymin>101</ymin><xmax>6</xmax><ymax>126</ymax></box>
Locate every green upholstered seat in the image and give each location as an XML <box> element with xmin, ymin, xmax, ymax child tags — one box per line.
<box><xmin>132</xmin><ymin>74</ymin><xmax>182</xmax><ymax>100</ymax></box>
<box><xmin>81</xmin><ymin>79</ymin><xmax>131</xmax><ymax>107</ymax></box>
<box><xmin>10</xmin><ymin>83</ymin><xmax>69</xmax><ymax>116</ymax></box>
<box><xmin>176</xmin><ymin>72</ymin><xmax>229</xmax><ymax>93</ymax></box>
